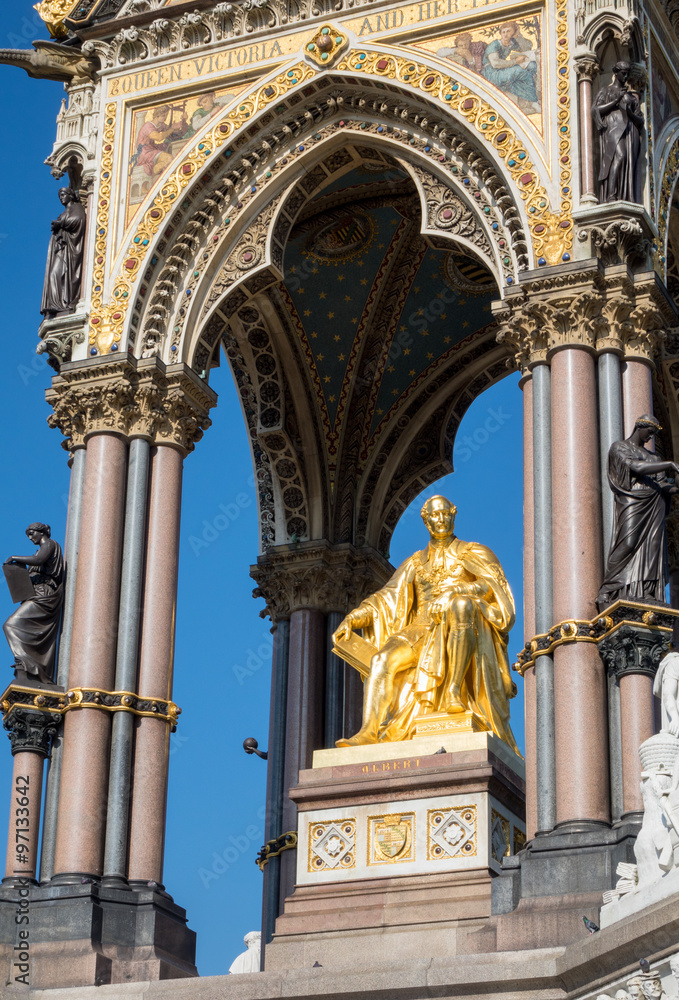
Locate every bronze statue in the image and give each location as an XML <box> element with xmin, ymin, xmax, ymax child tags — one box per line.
<box><xmin>40</xmin><ymin>187</ymin><xmax>87</xmax><ymax>318</ymax></box>
<box><xmin>333</xmin><ymin>496</ymin><xmax>519</xmax><ymax>752</ymax></box>
<box><xmin>593</xmin><ymin>61</ymin><xmax>644</xmax><ymax>204</ymax></box>
<box><xmin>3</xmin><ymin>524</ymin><xmax>64</xmax><ymax>685</ymax></box>
<box><xmin>597</xmin><ymin>416</ymin><xmax>679</xmax><ymax>609</ymax></box>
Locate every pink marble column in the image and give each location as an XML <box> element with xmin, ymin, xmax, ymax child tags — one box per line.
<box><xmin>53</xmin><ymin>433</ymin><xmax>127</xmax><ymax>877</ymax></box>
<box><xmin>522</xmin><ymin>373</ymin><xmax>537</xmax><ymax>841</ymax></box>
<box><xmin>128</xmin><ymin>445</ymin><xmax>183</xmax><ymax>884</ymax></box>
<box><xmin>4</xmin><ymin>753</ymin><xmax>44</xmax><ymax>881</ymax></box>
<box><xmin>550</xmin><ymin>347</ymin><xmax>609</xmax><ymax>826</ymax></box>
<box><xmin>576</xmin><ymin>60</ymin><xmax>598</xmax><ymax>202</ymax></box>
<box><xmin>619</xmin><ymin>672</ymin><xmax>655</xmax><ymax>815</ymax></box>
<box><xmin>279</xmin><ymin>607</ymin><xmax>325</xmax><ymax>902</ymax></box>
<box><xmin>622</xmin><ymin>359</ymin><xmax>653</xmax><ymax>437</ymax></box>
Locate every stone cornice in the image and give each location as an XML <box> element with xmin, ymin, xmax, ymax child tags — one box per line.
<box><xmin>251</xmin><ymin>542</ymin><xmax>393</xmax><ymax>622</ymax></box>
<box><xmin>45</xmin><ymin>354</ymin><xmax>216</xmax><ymax>453</ymax></box>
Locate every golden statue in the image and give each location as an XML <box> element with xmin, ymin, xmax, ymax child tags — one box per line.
<box><xmin>333</xmin><ymin>496</ymin><xmax>520</xmax><ymax>754</ymax></box>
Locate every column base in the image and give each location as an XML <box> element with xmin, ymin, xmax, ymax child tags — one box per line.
<box><xmin>473</xmin><ymin>818</ymin><xmax>640</xmax><ymax>950</ymax></box>
<box><xmin>0</xmin><ymin>879</ymin><xmax>197</xmax><ymax>988</ymax></box>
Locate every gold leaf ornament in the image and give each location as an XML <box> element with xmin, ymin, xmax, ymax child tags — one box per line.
<box><xmin>34</xmin><ymin>0</ymin><xmax>78</xmax><ymax>39</ymax></box>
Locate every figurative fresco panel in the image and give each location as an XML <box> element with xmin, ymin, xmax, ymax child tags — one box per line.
<box><xmin>651</xmin><ymin>41</ymin><xmax>679</xmax><ymax>139</ymax></box>
<box><xmin>125</xmin><ymin>87</ymin><xmax>242</xmax><ymax>230</ymax></box>
<box><xmin>412</xmin><ymin>13</ymin><xmax>543</xmax><ymax>130</ymax></box>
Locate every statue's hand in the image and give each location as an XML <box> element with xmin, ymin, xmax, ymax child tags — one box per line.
<box><xmin>334</xmin><ymin>617</ymin><xmax>355</xmax><ymax>643</ymax></box>
<box><xmin>668</xmin><ymin>721</ymin><xmax>679</xmax><ymax>739</ymax></box>
<box><xmin>430</xmin><ymin>599</ymin><xmax>448</xmax><ymax>625</ymax></box>
<box><xmin>3</xmin><ymin>558</ymin><xmax>15</xmax><ymax>566</ymax></box>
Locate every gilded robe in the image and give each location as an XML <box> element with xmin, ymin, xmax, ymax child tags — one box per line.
<box><xmin>354</xmin><ymin>537</ymin><xmax>519</xmax><ymax>753</ymax></box>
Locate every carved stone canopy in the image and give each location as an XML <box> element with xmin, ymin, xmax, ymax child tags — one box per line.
<box><xmin>251</xmin><ymin>541</ymin><xmax>393</xmax><ymax>622</ymax></box>
<box><xmin>45</xmin><ymin>354</ymin><xmax>216</xmax><ymax>453</ymax></box>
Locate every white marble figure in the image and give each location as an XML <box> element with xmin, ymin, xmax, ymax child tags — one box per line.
<box><xmin>634</xmin><ymin>648</ymin><xmax>679</xmax><ymax>886</ymax></box>
<box><xmin>596</xmin><ymin>967</ymin><xmax>666</xmax><ymax>1000</ymax></box>
<box><xmin>228</xmin><ymin>931</ymin><xmax>261</xmax><ymax>974</ymax></box>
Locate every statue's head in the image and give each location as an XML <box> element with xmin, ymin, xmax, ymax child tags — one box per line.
<box><xmin>58</xmin><ymin>187</ymin><xmax>80</xmax><ymax>205</ymax></box>
<box><xmin>613</xmin><ymin>60</ymin><xmax>631</xmax><ymax>82</ymax></box>
<box><xmin>244</xmin><ymin>930</ymin><xmax>261</xmax><ymax>949</ymax></box>
<box><xmin>639</xmin><ymin>974</ymin><xmax>663</xmax><ymax>1000</ymax></box>
<box><xmin>634</xmin><ymin>414</ymin><xmax>662</xmax><ymax>444</ymax></box>
<box><xmin>421</xmin><ymin>496</ymin><xmax>457</xmax><ymax>539</ymax></box>
<box><xmin>26</xmin><ymin>523</ymin><xmax>50</xmax><ymax>543</ymax></box>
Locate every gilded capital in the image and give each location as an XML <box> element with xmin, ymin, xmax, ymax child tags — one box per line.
<box><xmin>251</xmin><ymin>542</ymin><xmax>392</xmax><ymax>623</ymax></box>
<box><xmin>45</xmin><ymin>357</ymin><xmax>216</xmax><ymax>453</ymax></box>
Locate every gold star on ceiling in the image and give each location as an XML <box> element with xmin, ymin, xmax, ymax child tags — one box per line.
<box><xmin>361</xmin><ymin>278</ymin><xmax>368</xmax><ymax>286</ymax></box>
<box><xmin>427</xmin><ymin>352</ymin><xmax>433</xmax><ymax>359</ymax></box>
<box><xmin>404</xmin><ymin>348</ymin><xmax>411</xmax><ymax>355</ymax></box>
<box><xmin>377</xmin><ymin>408</ymin><xmax>384</xmax><ymax>415</ymax></box>
<box><xmin>324</xmin><ymin>376</ymin><xmax>331</xmax><ymax>383</ymax></box>
<box><xmin>462</xmin><ymin>321</ymin><xmax>469</xmax><ymax>328</ymax></box>
<box><xmin>319</xmin><ymin>291</ymin><xmax>326</xmax><ymax>299</ymax></box>
<box><xmin>328</xmin><ymin>312</ymin><xmax>335</xmax><ymax>319</ymax></box>
<box><xmin>317</xmin><ymin>354</ymin><xmax>325</xmax><ymax>361</ymax></box>
<box><xmin>338</xmin><ymin>275</ymin><xmax>345</xmax><ymax>282</ymax></box>
<box><xmin>409</xmin><ymin>369</ymin><xmax>416</xmax><ymax>377</ymax></box>
<box><xmin>421</xmin><ymin>329</ymin><xmax>429</xmax><ymax>336</ymax></box>
<box><xmin>387</xmin><ymin>365</ymin><xmax>395</xmax><ymax>373</ymax></box>
<box><xmin>329</xmin><ymin>394</ymin><xmax>336</xmax><ymax>402</ymax></box>
<box><xmin>312</xmin><ymin>332</ymin><xmax>318</xmax><ymax>338</ymax></box>
<box><xmin>303</xmin><ymin>309</ymin><xmax>311</xmax><ymax>317</ymax></box>
<box><xmin>299</xmin><ymin>288</ymin><xmax>305</xmax><ymax>294</ymax></box>
<box><xmin>391</xmin><ymin>388</ymin><xmax>399</xmax><ymax>396</ymax></box>
<box><xmin>345</xmin><ymin>295</ymin><xmax>351</xmax><ymax>302</ymax></box>
<box><xmin>334</xmin><ymin>335</ymin><xmax>340</xmax><ymax>341</ymax></box>
<box><xmin>444</xmin><ymin>336</ymin><xmax>451</xmax><ymax>344</ymax></box>
<box><xmin>338</xmin><ymin>353</ymin><xmax>345</xmax><ymax>361</ymax></box>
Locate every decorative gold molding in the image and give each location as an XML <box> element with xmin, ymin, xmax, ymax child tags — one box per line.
<box><xmin>89</xmin><ymin>62</ymin><xmax>315</xmax><ymax>356</ymax></box>
<box><xmin>45</xmin><ymin>356</ymin><xmax>216</xmax><ymax>453</ymax></box>
<box><xmin>338</xmin><ymin>48</ymin><xmax>571</xmax><ymax>266</ymax></box>
<box><xmin>256</xmin><ymin>831</ymin><xmax>298</xmax><ymax>870</ymax></box>
<box><xmin>514</xmin><ymin>601</ymin><xmax>679</xmax><ymax>674</ymax></box>
<box><xmin>0</xmin><ymin>683</ymin><xmax>181</xmax><ymax>730</ymax></box>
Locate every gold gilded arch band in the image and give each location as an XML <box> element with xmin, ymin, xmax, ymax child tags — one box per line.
<box><xmin>90</xmin><ymin>38</ymin><xmax>572</xmax><ymax>355</ymax></box>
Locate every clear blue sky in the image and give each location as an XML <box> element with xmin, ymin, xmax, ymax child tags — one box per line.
<box><xmin>0</xmin><ymin>3</ymin><xmax>524</xmax><ymax>976</ymax></box>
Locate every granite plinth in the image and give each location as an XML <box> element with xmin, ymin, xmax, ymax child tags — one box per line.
<box><xmin>17</xmin><ymin>886</ymin><xmax>679</xmax><ymax>1000</ymax></box>
<box><xmin>265</xmin><ymin>732</ymin><xmax>525</xmax><ymax>971</ymax></box>
<box><xmin>0</xmin><ymin>880</ymin><xmax>196</xmax><ymax>989</ymax></box>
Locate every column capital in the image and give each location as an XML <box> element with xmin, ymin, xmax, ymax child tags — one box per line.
<box><xmin>45</xmin><ymin>355</ymin><xmax>217</xmax><ymax>454</ymax></box>
<box><xmin>495</xmin><ymin>268</ymin><xmax>605</xmax><ymax>368</ymax></box>
<box><xmin>251</xmin><ymin>542</ymin><xmax>393</xmax><ymax>623</ymax></box>
<box><xmin>3</xmin><ymin>707</ymin><xmax>61</xmax><ymax>758</ymax></box>
<box><xmin>598</xmin><ymin>623</ymin><xmax>668</xmax><ymax>678</ymax></box>
<box><xmin>574</xmin><ymin>54</ymin><xmax>599</xmax><ymax>82</ymax></box>
<box><xmin>495</xmin><ymin>264</ymin><xmax>671</xmax><ymax>368</ymax></box>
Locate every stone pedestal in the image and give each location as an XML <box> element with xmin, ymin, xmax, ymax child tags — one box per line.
<box><xmin>265</xmin><ymin>732</ymin><xmax>524</xmax><ymax>970</ymax></box>
<box><xmin>0</xmin><ymin>881</ymin><xmax>196</xmax><ymax>989</ymax></box>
